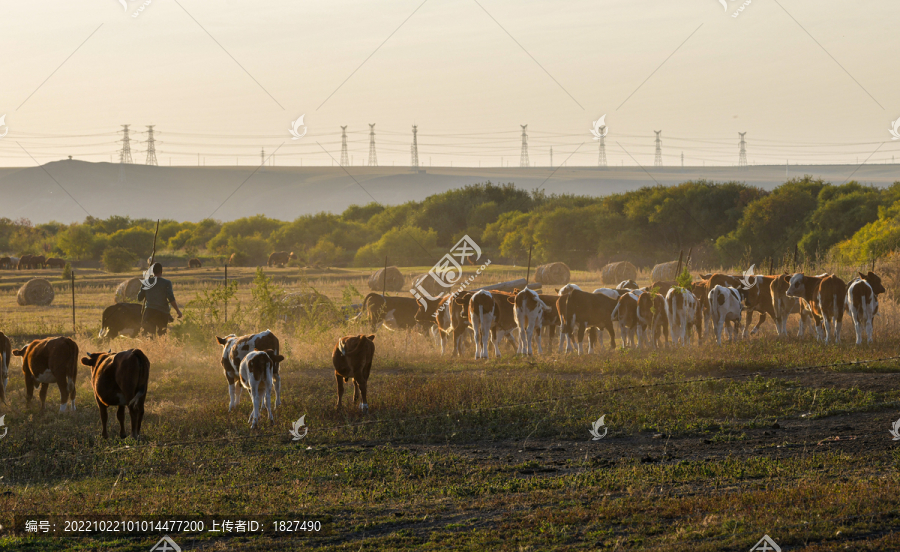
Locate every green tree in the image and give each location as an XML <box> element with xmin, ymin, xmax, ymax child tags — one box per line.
<box><xmin>353</xmin><ymin>226</ymin><xmax>437</xmax><ymax>267</ymax></box>
<box><xmin>108</xmin><ymin>227</ymin><xmax>155</xmax><ymax>258</ymax></box>
<box><xmin>103</xmin><ymin>247</ymin><xmax>136</xmax><ymax>273</ymax></box>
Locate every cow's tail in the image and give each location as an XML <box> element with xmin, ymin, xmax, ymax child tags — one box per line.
<box><xmin>128</xmin><ymin>349</ymin><xmax>151</xmax><ymax>408</ymax></box>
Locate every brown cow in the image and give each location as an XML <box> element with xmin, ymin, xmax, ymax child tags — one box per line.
<box><xmin>267</xmin><ymin>251</ymin><xmax>296</xmax><ymax>267</ymax></box>
<box><xmin>642</xmin><ymin>280</ymin><xmax>675</xmax><ymax>297</ymax></box>
<box><xmin>845</xmin><ymin>272</ymin><xmax>885</xmax><ymax>345</ymax></box>
<box><xmin>188</xmin><ymin>258</ymin><xmax>202</xmax><ymax>268</ymax></box>
<box><xmin>239</xmin><ymin>349</ymin><xmax>283</xmax><ymax>428</ymax></box>
<box><xmin>562</xmin><ymin>289</ymin><xmax>617</xmax><ymax>354</ymax></box>
<box><xmin>612</xmin><ymin>292</ymin><xmax>645</xmax><ymax>348</ymax></box>
<box><xmin>44</xmin><ymin>257</ymin><xmax>66</xmax><ymax>269</ymax></box>
<box><xmin>0</xmin><ymin>332</ymin><xmax>10</xmax><ymax>403</ymax></box>
<box><xmin>360</xmin><ymin>292</ymin><xmax>419</xmax><ymax>332</ymax></box>
<box><xmin>333</xmin><ymin>334</ymin><xmax>376</xmax><ymax>412</ymax></box>
<box><xmin>17</xmin><ymin>254</ymin><xmax>33</xmax><ymax>270</ymax></box>
<box><xmin>12</xmin><ymin>337</ymin><xmax>79</xmax><ymax>412</ymax></box>
<box><xmin>0</xmin><ymin>257</ymin><xmax>12</xmax><ymax>269</ymax></box>
<box><xmin>31</xmin><ymin>255</ymin><xmax>46</xmax><ymax>269</ymax></box>
<box><xmin>786</xmin><ymin>273</ymin><xmax>847</xmax><ymax>343</ymax></box>
<box><xmin>81</xmin><ymin>349</ymin><xmax>150</xmax><ymax>439</ymax></box>
<box><xmin>648</xmin><ymin>293</ymin><xmax>670</xmax><ymax>348</ymax></box>
<box><xmin>771</xmin><ymin>274</ymin><xmax>813</xmax><ymax>337</ymax></box>
<box><xmin>440</xmin><ymin>292</ymin><xmax>474</xmax><ymax>356</ymax></box>
<box><xmin>227</xmin><ymin>253</ymin><xmax>238</xmax><ymax>266</ymax></box>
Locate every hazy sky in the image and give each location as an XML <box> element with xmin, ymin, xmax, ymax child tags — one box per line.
<box><xmin>1</xmin><ymin>0</ymin><xmax>899</xmax><ymax>168</ymax></box>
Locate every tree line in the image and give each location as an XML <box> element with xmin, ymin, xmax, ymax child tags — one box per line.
<box><xmin>2</xmin><ymin>177</ymin><xmax>898</xmax><ymax>271</ymax></box>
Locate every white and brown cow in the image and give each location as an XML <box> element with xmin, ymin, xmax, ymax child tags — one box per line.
<box><xmin>239</xmin><ymin>349</ymin><xmax>284</xmax><ymax>429</ymax></box>
<box><xmin>0</xmin><ymin>332</ymin><xmax>10</xmax><ymax>404</ymax></box>
<box><xmin>556</xmin><ymin>284</ymin><xmax>582</xmax><ymax>353</ymax></box>
<box><xmin>846</xmin><ymin>275</ymin><xmax>878</xmax><ymax>345</ymax></box>
<box><xmin>666</xmin><ymin>288</ymin><xmax>700</xmax><ymax>347</ymax></box>
<box><xmin>786</xmin><ymin>273</ymin><xmax>846</xmax><ymax>343</ymax></box>
<box><xmin>708</xmin><ymin>285</ymin><xmax>751</xmax><ymax>345</ymax></box>
<box><xmin>81</xmin><ymin>349</ymin><xmax>150</xmax><ymax>439</ymax></box>
<box><xmin>333</xmin><ymin>334</ymin><xmax>376</xmax><ymax>411</ymax></box>
<box><xmin>467</xmin><ymin>290</ymin><xmax>498</xmax><ymax>359</ymax></box>
<box><xmin>513</xmin><ymin>288</ymin><xmax>552</xmax><ymax>355</ymax></box>
<box><xmin>12</xmin><ymin>336</ymin><xmax>79</xmax><ymax>412</ymax></box>
<box><xmin>215</xmin><ymin>330</ymin><xmax>282</xmax><ymax>412</ymax></box>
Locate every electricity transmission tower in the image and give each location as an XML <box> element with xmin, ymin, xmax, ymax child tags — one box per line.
<box><xmin>654</xmin><ymin>130</ymin><xmax>662</xmax><ymax>167</ymax></box>
<box><xmin>367</xmin><ymin>124</ymin><xmax>378</xmax><ymax>166</ymax></box>
<box><xmin>520</xmin><ymin>125</ymin><xmax>529</xmax><ymax>167</ymax></box>
<box><xmin>410</xmin><ymin>125</ymin><xmax>419</xmax><ymax>169</ymax></box>
<box><xmin>598</xmin><ymin>136</ymin><xmax>607</xmax><ymax>166</ymax></box>
<box><xmin>738</xmin><ymin>132</ymin><xmax>747</xmax><ymax>168</ymax></box>
<box><xmin>260</xmin><ymin>147</ymin><xmax>265</xmax><ymax>171</ymax></box>
<box><xmin>340</xmin><ymin>126</ymin><xmax>349</xmax><ymax>166</ymax></box>
<box><xmin>144</xmin><ymin>125</ymin><xmax>158</xmax><ymax>166</ymax></box>
<box><xmin>550</xmin><ymin>147</ymin><xmax>553</xmax><ymax>167</ymax></box>
<box><xmin>119</xmin><ymin>125</ymin><xmax>133</xmax><ymax>164</ymax></box>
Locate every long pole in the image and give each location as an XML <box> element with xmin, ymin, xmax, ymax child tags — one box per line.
<box><xmin>71</xmin><ymin>269</ymin><xmax>76</xmax><ymax>335</ymax></box>
<box><xmin>149</xmin><ymin>219</ymin><xmax>160</xmax><ymax>266</ymax></box>
<box><xmin>382</xmin><ymin>256</ymin><xmax>387</xmax><ymax>297</ymax></box>
<box><xmin>525</xmin><ymin>245</ymin><xmax>533</xmax><ymax>286</ymax></box>
<box><xmin>224</xmin><ymin>263</ymin><xmax>228</xmax><ymax>323</ymax></box>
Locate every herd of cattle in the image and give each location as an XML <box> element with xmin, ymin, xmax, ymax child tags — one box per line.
<box><xmin>360</xmin><ymin>269</ymin><xmax>887</xmax><ymax>357</ymax></box>
<box><xmin>0</xmin><ymin>326</ymin><xmax>374</xmax><ymax>437</ymax></box>
<box><xmin>0</xmin><ymin>255</ymin><xmax>67</xmax><ymax>270</ymax></box>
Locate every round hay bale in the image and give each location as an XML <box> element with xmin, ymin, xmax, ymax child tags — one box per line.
<box><xmin>17</xmin><ymin>278</ymin><xmax>54</xmax><ymax>306</ymax></box>
<box><xmin>534</xmin><ymin>262</ymin><xmax>570</xmax><ymax>285</ymax></box>
<box><xmin>115</xmin><ymin>277</ymin><xmax>143</xmax><ymax>303</ymax></box>
<box><xmin>600</xmin><ymin>261</ymin><xmax>638</xmax><ymax>285</ymax></box>
<box><xmin>651</xmin><ymin>261</ymin><xmax>681</xmax><ymax>282</ymax></box>
<box><xmin>411</xmin><ymin>273</ymin><xmax>448</xmax><ymax>297</ymax></box>
<box><xmin>368</xmin><ymin>266</ymin><xmax>405</xmax><ymax>292</ymax></box>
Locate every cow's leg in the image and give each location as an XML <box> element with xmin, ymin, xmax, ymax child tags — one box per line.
<box><xmin>265</xmin><ymin>379</ymin><xmax>274</xmax><ymax>423</ymax></box>
<box><xmin>39</xmin><ymin>383</ymin><xmax>49</xmax><ymax>410</ymax></box>
<box><xmin>98</xmin><ymin>403</ymin><xmax>109</xmax><ymax>438</ymax></box>
<box><xmin>335</xmin><ymin>373</ymin><xmax>345</xmax><ymax>408</ymax></box>
<box><xmin>227</xmin><ymin>374</ymin><xmax>237</xmax><ymax>411</ymax></box>
<box><xmin>742</xmin><ymin>310</ymin><xmax>753</xmax><ymax>339</ymax></box>
<box><xmin>117</xmin><ymin>405</ymin><xmax>127</xmax><ymax>438</ymax></box>
<box><xmin>357</xmin><ymin>378</ymin><xmax>369</xmax><ymax>413</ymax></box>
<box><xmin>851</xmin><ymin>305</ymin><xmax>863</xmax><ymax>345</ymax></box>
<box><xmin>24</xmin><ymin>374</ymin><xmax>35</xmax><ymax>406</ymax></box>
<box><xmin>134</xmin><ymin>397</ymin><xmax>145</xmax><ymax>438</ymax></box>
<box><xmin>56</xmin><ymin>379</ymin><xmax>69</xmax><ymax>413</ymax></box>
<box><xmin>534</xmin><ymin>321</ymin><xmax>544</xmax><ymax>355</ymax></box>
<box><xmin>715</xmin><ymin>320</ymin><xmax>723</xmax><ymax>346</ymax></box>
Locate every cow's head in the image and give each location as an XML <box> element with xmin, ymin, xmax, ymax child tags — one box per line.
<box><xmin>786</xmin><ymin>273</ymin><xmax>806</xmax><ymax>298</ymax></box>
<box><xmin>616</xmin><ymin>280</ymin><xmax>638</xmax><ymax>290</ymax></box>
<box><xmin>860</xmin><ymin>271</ymin><xmax>886</xmax><ymax>295</ymax></box>
<box><xmin>81</xmin><ymin>351</ymin><xmax>114</xmax><ymax>374</ymax></box>
<box><xmin>337</xmin><ymin>334</ymin><xmax>375</xmax><ymax>357</ymax></box>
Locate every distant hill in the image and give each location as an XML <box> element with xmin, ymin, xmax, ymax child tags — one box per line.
<box><xmin>0</xmin><ymin>160</ymin><xmax>897</xmax><ymax>223</ymax></box>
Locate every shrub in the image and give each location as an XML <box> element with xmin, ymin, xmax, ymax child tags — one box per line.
<box><xmin>102</xmin><ymin>247</ymin><xmax>136</xmax><ymax>273</ymax></box>
<box><xmin>62</xmin><ymin>262</ymin><xmax>72</xmax><ymax>280</ymax></box>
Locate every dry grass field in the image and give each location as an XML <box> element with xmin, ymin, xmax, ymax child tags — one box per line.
<box><xmin>0</xmin><ymin>263</ymin><xmax>899</xmax><ymax>550</ymax></box>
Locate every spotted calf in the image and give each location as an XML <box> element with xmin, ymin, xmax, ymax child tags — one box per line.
<box><xmin>239</xmin><ymin>349</ymin><xmax>284</xmax><ymax>429</ymax></box>
<box><xmin>215</xmin><ymin>330</ymin><xmax>282</xmax><ymax>412</ymax></box>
